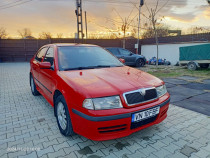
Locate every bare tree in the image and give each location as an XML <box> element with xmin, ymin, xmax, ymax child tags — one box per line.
<box><xmin>142</xmin><ymin>24</ymin><xmax>170</xmax><ymax>39</ymax></box>
<box><xmin>39</xmin><ymin>32</ymin><xmax>52</xmax><ymax>39</ymax></box>
<box><xmin>56</xmin><ymin>33</ymin><xmax>63</xmax><ymax>38</ymax></box>
<box><xmin>111</xmin><ymin>8</ymin><xmax>138</xmax><ymax>48</ymax></box>
<box><xmin>17</xmin><ymin>28</ymin><xmax>32</xmax><ymax>38</ymax></box>
<box><xmin>129</xmin><ymin>0</ymin><xmax>169</xmax><ymax>66</ymax></box>
<box><xmin>145</xmin><ymin>0</ymin><xmax>170</xmax><ymax>66</ymax></box>
<box><xmin>0</xmin><ymin>27</ymin><xmax>7</xmax><ymax>39</ymax></box>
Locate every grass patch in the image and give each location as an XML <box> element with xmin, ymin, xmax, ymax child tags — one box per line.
<box><xmin>142</xmin><ymin>66</ymin><xmax>210</xmax><ymax>79</ymax></box>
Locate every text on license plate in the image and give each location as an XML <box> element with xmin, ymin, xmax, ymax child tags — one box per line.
<box><xmin>132</xmin><ymin>106</ymin><xmax>160</xmax><ymax>122</ymax></box>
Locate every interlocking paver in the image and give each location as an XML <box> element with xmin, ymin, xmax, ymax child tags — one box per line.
<box><xmin>63</xmin><ymin>144</ymin><xmax>80</xmax><ymax>155</ymax></box>
<box><xmin>43</xmin><ymin>138</ymin><xmax>59</xmax><ymax>148</ymax></box>
<box><xmin>192</xmin><ymin>148</ymin><xmax>210</xmax><ymax>158</ymax></box>
<box><xmin>89</xmin><ymin>142</ymin><xmax>106</xmax><ymax>152</ymax></box>
<box><xmin>37</xmin><ymin>146</ymin><xmax>54</xmax><ymax>157</ymax></box>
<box><xmin>152</xmin><ymin>148</ymin><xmax>171</xmax><ymax>157</ymax></box>
<box><xmin>53</xmin><ymin>141</ymin><xmax>70</xmax><ymax>151</ymax></box>
<box><xmin>18</xmin><ymin>151</ymin><xmax>37</xmax><ymax>158</ymax></box>
<box><xmin>47</xmin><ymin>149</ymin><xmax>66</xmax><ymax>158</ymax></box>
<box><xmin>1</xmin><ymin>62</ymin><xmax>210</xmax><ymax>158</ymax></box>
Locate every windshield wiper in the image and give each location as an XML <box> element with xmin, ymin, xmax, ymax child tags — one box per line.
<box><xmin>63</xmin><ymin>65</ymin><xmax>123</xmax><ymax>71</ymax></box>
<box><xmin>63</xmin><ymin>66</ymin><xmax>96</xmax><ymax>71</ymax></box>
<box><xmin>94</xmin><ymin>65</ymin><xmax>111</xmax><ymax>68</ymax></box>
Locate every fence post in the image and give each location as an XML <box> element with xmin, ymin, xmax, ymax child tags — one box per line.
<box><xmin>23</xmin><ymin>39</ymin><xmax>27</xmax><ymax>61</ymax></box>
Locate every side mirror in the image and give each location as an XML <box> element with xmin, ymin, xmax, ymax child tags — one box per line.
<box><xmin>39</xmin><ymin>62</ymin><xmax>51</xmax><ymax>69</ymax></box>
<box><xmin>119</xmin><ymin>58</ymin><xmax>125</xmax><ymax>63</ymax></box>
<box><xmin>130</xmin><ymin>53</ymin><xmax>133</xmax><ymax>56</ymax></box>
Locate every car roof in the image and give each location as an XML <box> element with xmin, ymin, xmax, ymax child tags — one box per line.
<box><xmin>45</xmin><ymin>43</ymin><xmax>98</xmax><ymax>47</ymax></box>
<box><xmin>106</xmin><ymin>47</ymin><xmax>121</xmax><ymax>49</ymax></box>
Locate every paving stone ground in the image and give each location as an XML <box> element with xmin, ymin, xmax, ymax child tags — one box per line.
<box><xmin>1</xmin><ymin>63</ymin><xmax>210</xmax><ymax>158</ymax></box>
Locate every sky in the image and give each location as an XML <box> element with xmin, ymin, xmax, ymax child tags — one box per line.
<box><xmin>0</xmin><ymin>0</ymin><xmax>210</xmax><ymax>38</ymax></box>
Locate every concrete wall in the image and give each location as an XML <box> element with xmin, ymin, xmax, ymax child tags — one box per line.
<box><xmin>141</xmin><ymin>42</ymin><xmax>210</xmax><ymax>65</ymax></box>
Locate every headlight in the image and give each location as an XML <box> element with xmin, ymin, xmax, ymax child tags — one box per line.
<box><xmin>156</xmin><ymin>85</ymin><xmax>167</xmax><ymax>97</ymax></box>
<box><xmin>83</xmin><ymin>96</ymin><xmax>123</xmax><ymax>110</ymax></box>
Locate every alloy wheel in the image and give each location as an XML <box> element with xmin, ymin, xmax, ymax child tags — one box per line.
<box><xmin>57</xmin><ymin>102</ymin><xmax>67</xmax><ymax>130</ymax></box>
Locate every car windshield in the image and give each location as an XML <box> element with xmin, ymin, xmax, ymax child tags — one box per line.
<box><xmin>58</xmin><ymin>46</ymin><xmax>124</xmax><ymax>71</ymax></box>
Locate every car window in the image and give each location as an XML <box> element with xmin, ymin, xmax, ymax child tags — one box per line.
<box><xmin>43</xmin><ymin>47</ymin><xmax>54</xmax><ymax>66</ymax></box>
<box><xmin>107</xmin><ymin>48</ymin><xmax>120</xmax><ymax>55</ymax></box>
<box><xmin>58</xmin><ymin>46</ymin><xmax>124</xmax><ymax>70</ymax></box>
<box><xmin>35</xmin><ymin>47</ymin><xmax>48</xmax><ymax>62</ymax></box>
<box><xmin>119</xmin><ymin>49</ymin><xmax>131</xmax><ymax>56</ymax></box>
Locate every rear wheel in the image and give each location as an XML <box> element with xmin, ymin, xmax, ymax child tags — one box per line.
<box><xmin>136</xmin><ymin>58</ymin><xmax>145</xmax><ymax>67</ymax></box>
<box><xmin>187</xmin><ymin>62</ymin><xmax>198</xmax><ymax>70</ymax></box>
<box><xmin>30</xmin><ymin>74</ymin><xmax>40</xmax><ymax>96</ymax></box>
<box><xmin>200</xmin><ymin>64</ymin><xmax>209</xmax><ymax>69</ymax></box>
<box><xmin>55</xmin><ymin>95</ymin><xmax>74</xmax><ymax>136</ymax></box>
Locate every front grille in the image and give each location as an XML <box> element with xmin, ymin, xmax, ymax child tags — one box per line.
<box><xmin>131</xmin><ymin>115</ymin><xmax>157</xmax><ymax>129</ymax></box>
<box><xmin>98</xmin><ymin>124</ymin><xmax>127</xmax><ymax>133</ymax></box>
<box><xmin>124</xmin><ymin>88</ymin><xmax>157</xmax><ymax>106</ymax></box>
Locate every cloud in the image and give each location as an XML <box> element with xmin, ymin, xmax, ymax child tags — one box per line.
<box><xmin>0</xmin><ymin>0</ymin><xmax>209</xmax><ymax>38</ymax></box>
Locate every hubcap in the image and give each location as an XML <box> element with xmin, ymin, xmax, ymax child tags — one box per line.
<box><xmin>57</xmin><ymin>102</ymin><xmax>67</xmax><ymax>130</ymax></box>
<box><xmin>31</xmin><ymin>77</ymin><xmax>35</xmax><ymax>93</ymax></box>
<box><xmin>139</xmin><ymin>60</ymin><xmax>144</xmax><ymax>66</ymax></box>
<box><xmin>189</xmin><ymin>64</ymin><xmax>195</xmax><ymax>70</ymax></box>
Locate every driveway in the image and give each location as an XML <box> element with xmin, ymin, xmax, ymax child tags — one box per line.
<box><xmin>0</xmin><ymin>63</ymin><xmax>210</xmax><ymax>158</ymax></box>
<box><xmin>163</xmin><ymin>77</ymin><xmax>210</xmax><ymax>116</ymax></box>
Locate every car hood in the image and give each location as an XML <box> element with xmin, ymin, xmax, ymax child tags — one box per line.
<box><xmin>59</xmin><ymin>66</ymin><xmax>163</xmax><ymax>98</ymax></box>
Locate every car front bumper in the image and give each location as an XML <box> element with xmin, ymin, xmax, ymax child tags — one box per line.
<box><xmin>71</xmin><ymin>93</ymin><xmax>170</xmax><ymax>141</ymax></box>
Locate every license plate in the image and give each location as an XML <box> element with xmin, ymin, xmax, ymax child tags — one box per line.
<box><xmin>131</xmin><ymin>106</ymin><xmax>160</xmax><ymax>122</ymax></box>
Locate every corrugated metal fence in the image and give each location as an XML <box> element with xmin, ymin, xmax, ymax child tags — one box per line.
<box><xmin>0</xmin><ymin>38</ymin><xmax>137</xmax><ymax>62</ymax></box>
<box><xmin>1</xmin><ymin>33</ymin><xmax>210</xmax><ymax>62</ymax></box>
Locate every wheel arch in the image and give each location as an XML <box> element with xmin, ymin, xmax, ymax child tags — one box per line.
<box><xmin>53</xmin><ymin>89</ymin><xmax>63</xmax><ymax>116</ymax></box>
<box><xmin>188</xmin><ymin>61</ymin><xmax>199</xmax><ymax>67</ymax></box>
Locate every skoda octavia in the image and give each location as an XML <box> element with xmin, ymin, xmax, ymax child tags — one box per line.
<box><xmin>30</xmin><ymin>44</ymin><xmax>170</xmax><ymax>141</ymax></box>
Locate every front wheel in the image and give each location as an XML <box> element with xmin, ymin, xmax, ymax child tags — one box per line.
<box><xmin>30</xmin><ymin>74</ymin><xmax>40</xmax><ymax>96</ymax></box>
<box><xmin>136</xmin><ymin>59</ymin><xmax>145</xmax><ymax>67</ymax></box>
<box><xmin>55</xmin><ymin>95</ymin><xmax>74</xmax><ymax>136</ymax></box>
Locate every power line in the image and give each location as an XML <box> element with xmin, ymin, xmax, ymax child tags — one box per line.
<box><xmin>0</xmin><ymin>0</ymin><xmax>24</xmax><ymax>8</ymax></box>
<box><xmin>0</xmin><ymin>0</ymin><xmax>32</xmax><ymax>10</ymax></box>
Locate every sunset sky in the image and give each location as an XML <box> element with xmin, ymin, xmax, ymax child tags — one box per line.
<box><xmin>0</xmin><ymin>0</ymin><xmax>210</xmax><ymax>38</ymax></box>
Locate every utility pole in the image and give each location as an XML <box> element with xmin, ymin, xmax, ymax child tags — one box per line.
<box><xmin>136</xmin><ymin>0</ymin><xmax>144</xmax><ymax>54</ymax></box>
<box><xmin>75</xmin><ymin>0</ymin><xmax>84</xmax><ymax>43</ymax></box>
<box><xmin>85</xmin><ymin>11</ymin><xmax>88</xmax><ymax>42</ymax></box>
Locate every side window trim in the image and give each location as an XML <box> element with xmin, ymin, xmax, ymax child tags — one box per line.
<box><xmin>35</xmin><ymin>47</ymin><xmax>48</xmax><ymax>62</ymax></box>
<box><xmin>43</xmin><ymin>47</ymin><xmax>54</xmax><ymax>68</ymax></box>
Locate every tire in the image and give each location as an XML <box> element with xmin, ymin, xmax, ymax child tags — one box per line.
<box><xmin>30</xmin><ymin>74</ymin><xmax>40</xmax><ymax>96</ymax></box>
<box><xmin>200</xmin><ymin>64</ymin><xmax>209</xmax><ymax>69</ymax></box>
<box><xmin>55</xmin><ymin>95</ymin><xmax>74</xmax><ymax>136</ymax></box>
<box><xmin>136</xmin><ymin>58</ymin><xmax>145</xmax><ymax>67</ymax></box>
<box><xmin>187</xmin><ymin>62</ymin><xmax>198</xmax><ymax>70</ymax></box>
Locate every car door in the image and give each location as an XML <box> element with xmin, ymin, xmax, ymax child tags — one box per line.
<box><xmin>39</xmin><ymin>47</ymin><xmax>56</xmax><ymax>102</ymax></box>
<box><xmin>32</xmin><ymin>47</ymin><xmax>49</xmax><ymax>86</ymax></box>
<box><xmin>118</xmin><ymin>48</ymin><xmax>136</xmax><ymax>65</ymax></box>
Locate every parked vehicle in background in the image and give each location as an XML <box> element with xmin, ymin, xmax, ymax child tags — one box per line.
<box><xmin>30</xmin><ymin>44</ymin><xmax>170</xmax><ymax>141</ymax></box>
<box><xmin>106</xmin><ymin>47</ymin><xmax>146</xmax><ymax>67</ymax></box>
<box><xmin>179</xmin><ymin>44</ymin><xmax>210</xmax><ymax>70</ymax></box>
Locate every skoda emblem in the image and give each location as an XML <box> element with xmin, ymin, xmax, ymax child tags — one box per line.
<box><xmin>139</xmin><ymin>89</ymin><xmax>146</xmax><ymax>96</ymax></box>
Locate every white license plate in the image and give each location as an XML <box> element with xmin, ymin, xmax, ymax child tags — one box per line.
<box><xmin>131</xmin><ymin>107</ymin><xmax>160</xmax><ymax>122</ymax></box>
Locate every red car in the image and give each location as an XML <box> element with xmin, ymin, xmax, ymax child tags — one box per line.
<box><xmin>30</xmin><ymin>44</ymin><xmax>170</xmax><ymax>141</ymax></box>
